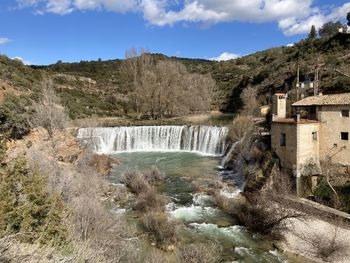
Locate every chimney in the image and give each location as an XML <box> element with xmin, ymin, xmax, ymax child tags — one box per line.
<box><xmin>272</xmin><ymin>93</ymin><xmax>287</xmax><ymax>120</ymax></box>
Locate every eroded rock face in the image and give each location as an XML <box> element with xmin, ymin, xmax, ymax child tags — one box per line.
<box><xmin>6</xmin><ymin>127</ymin><xmax>82</xmax><ymax>164</ymax></box>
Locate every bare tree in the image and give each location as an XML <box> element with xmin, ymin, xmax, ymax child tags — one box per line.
<box><xmin>321</xmin><ymin>157</ymin><xmax>341</xmax><ymax>209</ymax></box>
<box><xmin>227</xmin><ymin>115</ymin><xmax>255</xmax><ymax>143</ymax></box>
<box><xmin>240</xmin><ymin>85</ymin><xmax>259</xmax><ymax>116</ymax></box>
<box><xmin>121</xmin><ymin>48</ymin><xmax>154</xmax><ymax>119</ymax></box>
<box><xmin>121</xmin><ymin>48</ymin><xmax>215</xmax><ymax>120</ymax></box>
<box><xmin>32</xmin><ymin>78</ymin><xmax>68</xmax><ymax>138</ymax></box>
<box><xmin>235</xmin><ymin>168</ymin><xmax>304</xmax><ymax>239</ymax></box>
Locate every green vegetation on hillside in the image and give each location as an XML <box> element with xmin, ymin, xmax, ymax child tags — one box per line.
<box><xmin>1</xmin><ymin>32</ymin><xmax>350</xmax><ymax>119</ymax></box>
<box><xmin>0</xmin><ymin>93</ymin><xmax>33</xmax><ymax>139</ymax></box>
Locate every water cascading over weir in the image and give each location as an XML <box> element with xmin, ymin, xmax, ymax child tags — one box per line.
<box><xmin>77</xmin><ymin>126</ymin><xmax>228</xmax><ymax>156</ymax></box>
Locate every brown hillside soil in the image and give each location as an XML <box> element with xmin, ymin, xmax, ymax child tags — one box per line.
<box><xmin>0</xmin><ymin>79</ymin><xmax>19</xmax><ymax>101</ymax></box>
<box><xmin>6</xmin><ymin>128</ymin><xmax>81</xmax><ymax>164</ymax></box>
<box><xmin>6</xmin><ymin>127</ymin><xmax>119</xmax><ymax>176</ymax></box>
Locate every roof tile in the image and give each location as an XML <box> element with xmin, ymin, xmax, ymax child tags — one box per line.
<box><xmin>292</xmin><ymin>93</ymin><xmax>350</xmax><ymax>106</ymax></box>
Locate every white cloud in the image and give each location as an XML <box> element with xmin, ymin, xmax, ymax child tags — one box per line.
<box><xmin>280</xmin><ymin>2</ymin><xmax>350</xmax><ymax>35</ymax></box>
<box><xmin>12</xmin><ymin>56</ymin><xmax>32</xmax><ymax>65</ymax></box>
<box><xmin>17</xmin><ymin>0</ymin><xmax>138</xmax><ymax>15</ymax></box>
<box><xmin>210</xmin><ymin>52</ymin><xmax>240</xmax><ymax>61</ymax></box>
<box><xmin>74</xmin><ymin>0</ymin><xmax>138</xmax><ymax>13</ymax></box>
<box><xmin>0</xmin><ymin>37</ymin><xmax>11</xmax><ymax>45</ymax></box>
<box><xmin>15</xmin><ymin>0</ymin><xmax>350</xmax><ymax>35</ymax></box>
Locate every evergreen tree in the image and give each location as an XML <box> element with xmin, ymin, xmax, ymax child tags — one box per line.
<box><xmin>0</xmin><ymin>93</ymin><xmax>32</xmax><ymax>140</ymax></box>
<box><xmin>0</xmin><ymin>157</ymin><xmax>66</xmax><ymax>245</ymax></box>
<box><xmin>319</xmin><ymin>21</ymin><xmax>346</xmax><ymax>39</ymax></box>
<box><xmin>308</xmin><ymin>25</ymin><xmax>317</xmax><ymax>39</ymax></box>
<box><xmin>347</xmin><ymin>12</ymin><xmax>350</xmax><ymax>27</ymax></box>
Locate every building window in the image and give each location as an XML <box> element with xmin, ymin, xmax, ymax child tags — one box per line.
<box><xmin>312</xmin><ymin>132</ymin><xmax>318</xmax><ymax>141</ymax></box>
<box><xmin>280</xmin><ymin>133</ymin><xmax>286</xmax><ymax>146</ymax></box>
<box><xmin>341</xmin><ymin>110</ymin><xmax>349</xmax><ymax>117</ymax></box>
<box><xmin>341</xmin><ymin>132</ymin><xmax>349</xmax><ymax>141</ymax></box>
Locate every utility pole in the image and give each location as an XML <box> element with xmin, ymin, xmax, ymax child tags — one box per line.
<box><xmin>314</xmin><ymin>67</ymin><xmax>319</xmax><ymax>96</ymax></box>
<box><xmin>296</xmin><ymin>66</ymin><xmax>300</xmax><ymax>101</ymax></box>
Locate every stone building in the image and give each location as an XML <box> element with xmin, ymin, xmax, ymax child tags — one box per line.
<box><xmin>271</xmin><ymin>93</ymin><xmax>350</xmax><ymax>196</ymax></box>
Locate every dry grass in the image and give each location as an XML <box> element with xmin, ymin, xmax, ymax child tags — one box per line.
<box><xmin>143</xmin><ymin>249</ymin><xmax>170</xmax><ymax>263</ymax></box>
<box><xmin>176</xmin><ymin>242</ymin><xmax>222</xmax><ymax>263</ymax></box>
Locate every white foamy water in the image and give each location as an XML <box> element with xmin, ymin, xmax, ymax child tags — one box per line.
<box><xmin>220</xmin><ymin>189</ymin><xmax>242</xmax><ymax>199</ymax></box>
<box><xmin>221</xmin><ymin>140</ymin><xmax>240</xmax><ymax>166</ymax></box>
<box><xmin>189</xmin><ymin>223</ymin><xmax>246</xmax><ymax>242</ymax></box>
<box><xmin>192</xmin><ymin>193</ymin><xmax>214</xmax><ymax>207</ymax></box>
<box><xmin>77</xmin><ymin>125</ymin><xmax>228</xmax><ymax>156</ymax></box>
<box><xmin>168</xmin><ymin>204</ymin><xmax>219</xmax><ymax>222</ymax></box>
<box><xmin>234</xmin><ymin>246</ymin><xmax>255</xmax><ymax>257</ymax></box>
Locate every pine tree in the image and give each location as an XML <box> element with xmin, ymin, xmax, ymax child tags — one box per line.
<box><xmin>347</xmin><ymin>12</ymin><xmax>350</xmax><ymax>27</ymax></box>
<box><xmin>309</xmin><ymin>25</ymin><xmax>317</xmax><ymax>39</ymax></box>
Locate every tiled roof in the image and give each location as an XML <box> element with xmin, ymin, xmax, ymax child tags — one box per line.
<box><xmin>273</xmin><ymin>118</ymin><xmax>319</xmax><ymax>124</ymax></box>
<box><xmin>292</xmin><ymin>93</ymin><xmax>350</xmax><ymax>106</ymax></box>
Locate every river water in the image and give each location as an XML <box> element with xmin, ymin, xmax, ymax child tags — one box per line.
<box><xmin>78</xmin><ymin>125</ymin><xmax>309</xmax><ymax>262</ymax></box>
<box><xmin>111</xmin><ymin>152</ymin><xmax>306</xmax><ymax>263</ymax></box>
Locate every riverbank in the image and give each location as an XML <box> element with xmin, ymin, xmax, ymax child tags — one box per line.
<box><xmin>282</xmin><ymin>217</ymin><xmax>350</xmax><ymax>263</ymax></box>
<box><xmin>69</xmin><ymin>112</ymin><xmax>234</xmax><ymax>128</ymax></box>
<box><xmin>3</xmin><ymin>125</ymin><xmax>350</xmax><ymax>263</ymax></box>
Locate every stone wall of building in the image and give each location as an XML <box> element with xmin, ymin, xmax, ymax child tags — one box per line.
<box><xmin>296</xmin><ymin>123</ymin><xmax>320</xmax><ymax>174</ymax></box>
<box><xmin>272</xmin><ymin>122</ymin><xmax>320</xmax><ymax>174</ymax></box>
<box><xmin>318</xmin><ymin>105</ymin><xmax>350</xmax><ymax>165</ymax></box>
<box><xmin>271</xmin><ymin>123</ymin><xmax>297</xmax><ymax>170</ymax></box>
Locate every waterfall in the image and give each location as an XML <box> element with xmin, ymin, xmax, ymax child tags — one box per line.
<box><xmin>77</xmin><ymin>126</ymin><xmax>228</xmax><ymax>156</ymax></box>
<box><xmin>220</xmin><ymin>141</ymin><xmax>240</xmax><ymax>167</ymax></box>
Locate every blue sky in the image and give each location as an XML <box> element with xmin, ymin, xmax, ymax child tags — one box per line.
<box><xmin>0</xmin><ymin>0</ymin><xmax>349</xmax><ymax>65</ymax></box>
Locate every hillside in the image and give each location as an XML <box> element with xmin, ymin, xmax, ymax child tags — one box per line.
<box><xmin>1</xmin><ymin>33</ymin><xmax>350</xmax><ymax>119</ymax></box>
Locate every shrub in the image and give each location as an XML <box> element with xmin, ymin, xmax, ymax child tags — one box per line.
<box><xmin>212</xmin><ymin>191</ymin><xmax>237</xmax><ymax>215</ymax></box>
<box><xmin>236</xmin><ymin>192</ymin><xmax>303</xmax><ymax>239</ymax></box>
<box><xmin>121</xmin><ymin>171</ymin><xmax>151</xmax><ymax>194</ymax></box>
<box><xmin>295</xmin><ymin>225</ymin><xmax>347</xmax><ymax>262</ymax></box>
<box><xmin>0</xmin><ymin>93</ymin><xmax>33</xmax><ymax>139</ymax></box>
<box><xmin>133</xmin><ymin>189</ymin><xmax>168</xmax><ymax>212</ymax></box>
<box><xmin>143</xmin><ymin>166</ymin><xmax>165</xmax><ymax>186</ymax></box>
<box><xmin>0</xmin><ymin>157</ymin><xmax>67</xmax><ymax>245</ymax></box>
<box><xmin>176</xmin><ymin>242</ymin><xmax>222</xmax><ymax>263</ymax></box>
<box><xmin>140</xmin><ymin>212</ymin><xmax>177</xmax><ymax>248</ymax></box>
